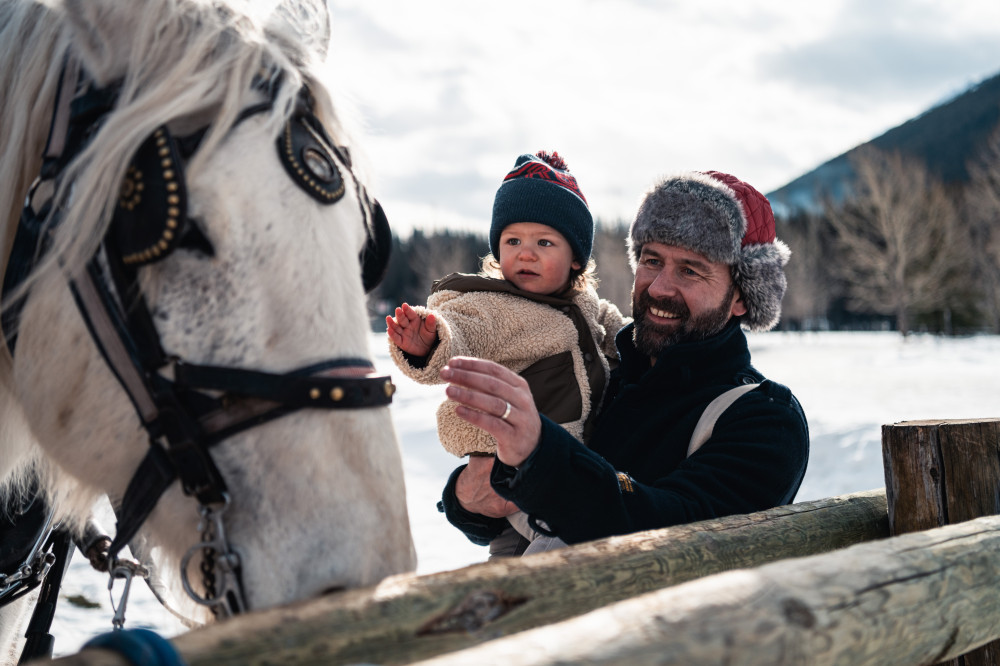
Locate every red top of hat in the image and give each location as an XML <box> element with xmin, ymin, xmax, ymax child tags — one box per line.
<box><xmin>704</xmin><ymin>170</ymin><xmax>775</xmax><ymax>247</ymax></box>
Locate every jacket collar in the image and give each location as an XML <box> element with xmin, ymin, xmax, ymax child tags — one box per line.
<box><xmin>615</xmin><ymin>319</ymin><xmax>752</xmax><ymax>387</ymax></box>
<box><xmin>431</xmin><ymin>272</ymin><xmax>580</xmax><ymax>306</ymax></box>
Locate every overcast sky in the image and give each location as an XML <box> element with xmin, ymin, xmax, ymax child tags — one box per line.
<box><xmin>324</xmin><ymin>0</ymin><xmax>1000</xmax><ymax>236</ymax></box>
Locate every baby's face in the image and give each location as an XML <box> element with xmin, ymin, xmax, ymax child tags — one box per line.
<box><xmin>498</xmin><ymin>222</ymin><xmax>581</xmax><ymax>295</ymax></box>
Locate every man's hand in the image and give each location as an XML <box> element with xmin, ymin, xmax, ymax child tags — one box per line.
<box><xmin>441</xmin><ymin>356</ymin><xmax>542</xmax><ymax>468</ymax></box>
<box><xmin>454</xmin><ymin>455</ymin><xmax>518</xmax><ymax>518</ymax></box>
<box><xmin>386</xmin><ymin>303</ymin><xmax>437</xmax><ymax>356</ymax></box>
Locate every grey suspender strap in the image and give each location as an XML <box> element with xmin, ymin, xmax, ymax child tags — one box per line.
<box><xmin>687</xmin><ymin>383</ymin><xmax>761</xmax><ymax>457</ymax></box>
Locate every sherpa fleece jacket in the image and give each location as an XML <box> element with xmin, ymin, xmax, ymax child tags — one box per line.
<box><xmin>389</xmin><ymin>273</ymin><xmax>629</xmax><ymax>457</ymax></box>
<box><xmin>440</xmin><ymin>320</ymin><xmax>810</xmax><ymax>545</ymax></box>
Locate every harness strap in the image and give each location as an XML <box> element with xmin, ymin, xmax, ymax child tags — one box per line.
<box><xmin>174</xmin><ymin>361</ymin><xmax>395</xmax><ymax>409</ymax></box>
<box><xmin>40</xmin><ymin>55</ymin><xmax>81</xmax><ymax>174</ymax></box>
<box><xmin>109</xmin><ymin>445</ymin><xmax>175</xmax><ymax>557</ymax></box>
<box><xmin>687</xmin><ymin>383</ymin><xmax>761</xmax><ymax>457</ymax></box>
<box><xmin>69</xmin><ymin>262</ymin><xmax>160</xmax><ymax>422</ymax></box>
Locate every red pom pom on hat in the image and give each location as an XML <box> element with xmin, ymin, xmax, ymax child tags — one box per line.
<box><xmin>535</xmin><ymin>150</ymin><xmax>568</xmax><ymax>171</ymax></box>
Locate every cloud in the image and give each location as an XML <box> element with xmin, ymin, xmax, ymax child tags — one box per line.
<box><xmin>758</xmin><ymin>0</ymin><xmax>1000</xmax><ymax>105</ymax></box>
<box><xmin>325</xmin><ymin>0</ymin><xmax>1000</xmax><ymax>231</ymax></box>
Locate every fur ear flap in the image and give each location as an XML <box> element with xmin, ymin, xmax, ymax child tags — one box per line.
<box><xmin>62</xmin><ymin>0</ymin><xmax>135</xmax><ymax>85</ymax></box>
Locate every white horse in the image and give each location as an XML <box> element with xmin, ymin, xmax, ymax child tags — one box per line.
<box><xmin>0</xmin><ymin>0</ymin><xmax>415</xmax><ymax>651</ymax></box>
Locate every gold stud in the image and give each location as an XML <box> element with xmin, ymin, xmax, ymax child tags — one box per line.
<box><xmin>159</xmin><ymin>147</ymin><xmax>170</xmax><ymax>157</ymax></box>
<box><xmin>164</xmin><ymin>230</ymin><xmax>174</xmax><ymax>240</ymax></box>
<box><xmin>167</xmin><ymin>219</ymin><xmax>178</xmax><ymax>229</ymax></box>
<box><xmin>167</xmin><ymin>207</ymin><xmax>180</xmax><ymax>217</ymax></box>
<box><xmin>167</xmin><ymin>194</ymin><xmax>180</xmax><ymax>205</ymax></box>
<box><xmin>163</xmin><ymin>170</ymin><xmax>175</xmax><ymax>180</ymax></box>
<box><xmin>158</xmin><ymin>240</ymin><xmax>168</xmax><ymax>250</ymax></box>
<box><xmin>309</xmin><ymin>388</ymin><xmax>320</xmax><ymax>400</ymax></box>
<box><xmin>330</xmin><ymin>387</ymin><xmax>345</xmax><ymax>402</ymax></box>
<box><xmin>161</xmin><ymin>158</ymin><xmax>173</xmax><ymax>168</ymax></box>
<box><xmin>384</xmin><ymin>381</ymin><xmax>396</xmax><ymax>398</ymax></box>
<box><xmin>167</xmin><ymin>182</ymin><xmax>178</xmax><ymax>192</ymax></box>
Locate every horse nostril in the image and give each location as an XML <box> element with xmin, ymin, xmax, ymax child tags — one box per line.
<box><xmin>320</xmin><ymin>585</ymin><xmax>346</xmax><ymax>597</ymax></box>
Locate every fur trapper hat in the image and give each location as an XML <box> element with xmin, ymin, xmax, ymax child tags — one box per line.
<box><xmin>627</xmin><ymin>170</ymin><xmax>790</xmax><ymax>331</ymax></box>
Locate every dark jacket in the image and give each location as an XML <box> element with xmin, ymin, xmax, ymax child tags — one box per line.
<box><xmin>440</xmin><ymin>320</ymin><xmax>809</xmax><ymax>545</ymax></box>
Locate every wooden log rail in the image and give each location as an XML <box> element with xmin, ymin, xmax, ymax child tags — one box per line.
<box><xmin>411</xmin><ymin>514</ymin><xmax>1000</xmax><ymax>666</ymax></box>
<box><xmin>53</xmin><ymin>489</ymin><xmax>888</xmax><ymax>666</ymax></box>
<box><xmin>883</xmin><ymin>418</ymin><xmax>1000</xmax><ymax>666</ymax></box>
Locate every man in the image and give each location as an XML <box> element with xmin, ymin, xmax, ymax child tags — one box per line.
<box><xmin>438</xmin><ymin>170</ymin><xmax>809</xmax><ymax>552</ymax></box>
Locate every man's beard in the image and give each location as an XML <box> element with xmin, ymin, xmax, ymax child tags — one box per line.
<box><xmin>632</xmin><ymin>283</ymin><xmax>737</xmax><ymax>357</ymax></box>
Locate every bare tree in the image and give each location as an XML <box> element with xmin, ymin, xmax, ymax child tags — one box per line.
<box><xmin>826</xmin><ymin>147</ymin><xmax>966</xmax><ymax>335</ymax></box>
<box><xmin>592</xmin><ymin>220</ymin><xmax>633</xmax><ymax>316</ymax></box>
<box><xmin>964</xmin><ymin>123</ymin><xmax>1000</xmax><ymax>333</ymax></box>
<box><xmin>777</xmin><ymin>212</ymin><xmax>839</xmax><ymax>330</ymax></box>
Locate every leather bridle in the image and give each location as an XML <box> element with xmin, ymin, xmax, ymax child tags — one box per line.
<box><xmin>2</xmin><ymin>58</ymin><xmax>395</xmax><ymax>618</ymax></box>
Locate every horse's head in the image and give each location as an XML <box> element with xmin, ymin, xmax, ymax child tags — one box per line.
<box><xmin>0</xmin><ymin>0</ymin><xmax>415</xmax><ymax>620</ymax></box>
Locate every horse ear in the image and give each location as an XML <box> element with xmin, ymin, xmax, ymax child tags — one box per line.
<box><xmin>62</xmin><ymin>0</ymin><xmax>135</xmax><ymax>85</ymax></box>
<box><xmin>270</xmin><ymin>0</ymin><xmax>332</xmax><ymax>61</ymax></box>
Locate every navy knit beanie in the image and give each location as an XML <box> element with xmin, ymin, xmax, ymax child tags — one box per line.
<box><xmin>490</xmin><ymin>151</ymin><xmax>594</xmax><ymax>263</ymax></box>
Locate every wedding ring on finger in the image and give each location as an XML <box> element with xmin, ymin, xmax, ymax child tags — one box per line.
<box><xmin>500</xmin><ymin>400</ymin><xmax>512</xmax><ymax>421</ymax></box>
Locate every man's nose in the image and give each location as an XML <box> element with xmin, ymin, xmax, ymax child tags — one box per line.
<box><xmin>646</xmin><ymin>270</ymin><xmax>678</xmax><ymax>299</ymax></box>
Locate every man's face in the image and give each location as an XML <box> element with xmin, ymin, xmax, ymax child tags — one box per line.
<box><xmin>631</xmin><ymin>241</ymin><xmax>747</xmax><ymax>358</ymax></box>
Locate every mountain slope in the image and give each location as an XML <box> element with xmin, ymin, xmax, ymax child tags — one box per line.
<box><xmin>768</xmin><ymin>70</ymin><xmax>1000</xmax><ymax>216</ymax></box>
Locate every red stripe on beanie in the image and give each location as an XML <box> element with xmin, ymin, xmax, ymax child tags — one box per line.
<box><xmin>503</xmin><ymin>153</ymin><xmax>588</xmax><ymax>205</ymax></box>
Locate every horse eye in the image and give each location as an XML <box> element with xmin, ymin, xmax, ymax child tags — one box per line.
<box><xmin>303</xmin><ymin>147</ymin><xmax>336</xmax><ymax>182</ymax></box>
<box><xmin>177</xmin><ymin>218</ymin><xmax>216</xmax><ymax>258</ymax></box>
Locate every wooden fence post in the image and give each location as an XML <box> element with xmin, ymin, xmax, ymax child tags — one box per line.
<box><xmin>883</xmin><ymin>418</ymin><xmax>1000</xmax><ymax>666</ymax></box>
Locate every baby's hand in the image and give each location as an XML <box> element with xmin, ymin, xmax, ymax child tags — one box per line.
<box><xmin>386</xmin><ymin>303</ymin><xmax>438</xmax><ymax>356</ymax></box>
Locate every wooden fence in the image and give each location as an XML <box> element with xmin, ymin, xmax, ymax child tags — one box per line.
<box><xmin>49</xmin><ymin>418</ymin><xmax>1000</xmax><ymax>665</ymax></box>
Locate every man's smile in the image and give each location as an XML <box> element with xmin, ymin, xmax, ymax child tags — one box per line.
<box><xmin>648</xmin><ymin>306</ymin><xmax>681</xmax><ymax>320</ymax></box>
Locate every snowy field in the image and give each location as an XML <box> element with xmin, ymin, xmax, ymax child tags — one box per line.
<box><xmin>40</xmin><ymin>330</ymin><xmax>1000</xmax><ymax>656</ymax></box>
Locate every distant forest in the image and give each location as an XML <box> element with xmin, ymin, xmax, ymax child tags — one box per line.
<box><xmin>370</xmin><ymin>126</ymin><xmax>1000</xmax><ymax>337</ymax></box>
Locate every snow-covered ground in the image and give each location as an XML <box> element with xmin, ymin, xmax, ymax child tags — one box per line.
<box><xmin>40</xmin><ymin>330</ymin><xmax>1000</xmax><ymax>656</ymax></box>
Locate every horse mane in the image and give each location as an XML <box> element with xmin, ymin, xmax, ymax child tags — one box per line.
<box><xmin>0</xmin><ymin>0</ymin><xmax>365</xmax><ymax>512</ymax></box>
